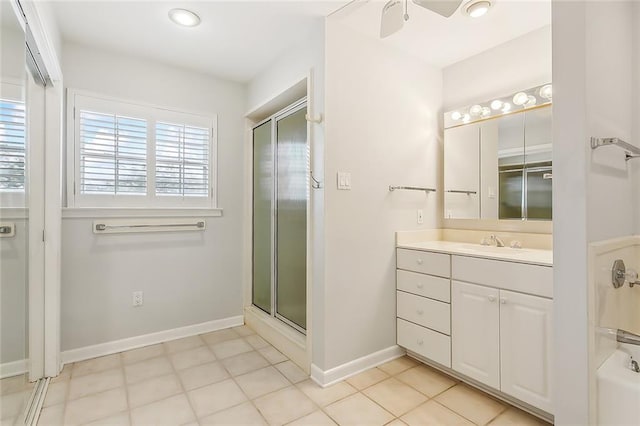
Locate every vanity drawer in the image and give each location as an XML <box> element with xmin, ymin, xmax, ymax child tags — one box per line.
<box><xmin>397</xmin><ymin>249</ymin><xmax>450</xmax><ymax>278</ymax></box>
<box><xmin>398</xmin><ymin>318</ymin><xmax>451</xmax><ymax>368</ymax></box>
<box><xmin>397</xmin><ymin>291</ymin><xmax>451</xmax><ymax>335</ymax></box>
<box><xmin>397</xmin><ymin>270</ymin><xmax>450</xmax><ymax>302</ymax></box>
<box><xmin>452</xmin><ymin>256</ymin><xmax>553</xmax><ymax>298</ymax></box>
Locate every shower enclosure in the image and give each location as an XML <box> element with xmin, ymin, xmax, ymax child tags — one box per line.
<box><xmin>252</xmin><ymin>100</ymin><xmax>308</xmax><ymax>333</ymax></box>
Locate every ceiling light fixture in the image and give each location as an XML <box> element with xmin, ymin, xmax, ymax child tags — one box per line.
<box><xmin>539</xmin><ymin>84</ymin><xmax>553</xmax><ymax>100</ymax></box>
<box><xmin>512</xmin><ymin>92</ymin><xmax>529</xmax><ymax>106</ymax></box>
<box><xmin>463</xmin><ymin>0</ymin><xmax>492</xmax><ymax>18</ymax></box>
<box><xmin>168</xmin><ymin>8</ymin><xmax>201</xmax><ymax>27</ymax></box>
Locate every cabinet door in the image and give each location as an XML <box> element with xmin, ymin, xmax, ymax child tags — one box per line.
<box><xmin>444</xmin><ymin>124</ymin><xmax>480</xmax><ymax>219</ymax></box>
<box><xmin>499</xmin><ymin>290</ymin><xmax>553</xmax><ymax>413</ymax></box>
<box><xmin>451</xmin><ymin>281</ymin><xmax>500</xmax><ymax>388</ymax></box>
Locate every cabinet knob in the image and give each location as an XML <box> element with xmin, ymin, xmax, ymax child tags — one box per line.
<box><xmin>416</xmin><ymin>309</ymin><xmax>424</xmax><ymax>315</ymax></box>
<box><xmin>488</xmin><ymin>295</ymin><xmax>496</xmax><ymax>302</ymax></box>
<box><xmin>417</xmin><ymin>339</ymin><xmax>424</xmax><ymax>345</ymax></box>
<box><xmin>500</xmin><ymin>298</ymin><xmax>507</xmax><ymax>304</ymax></box>
<box><xmin>417</xmin><ymin>283</ymin><xmax>424</xmax><ymax>289</ymax></box>
<box><xmin>416</xmin><ymin>259</ymin><xmax>424</xmax><ymax>265</ymax></box>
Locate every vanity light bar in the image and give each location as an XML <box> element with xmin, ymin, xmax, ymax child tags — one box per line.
<box><xmin>445</xmin><ymin>83</ymin><xmax>552</xmax><ymax>129</ymax></box>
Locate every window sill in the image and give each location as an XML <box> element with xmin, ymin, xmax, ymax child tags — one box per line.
<box><xmin>61</xmin><ymin>207</ymin><xmax>223</xmax><ymax>219</ymax></box>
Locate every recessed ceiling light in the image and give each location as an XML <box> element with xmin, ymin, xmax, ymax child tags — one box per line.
<box><xmin>464</xmin><ymin>0</ymin><xmax>492</xmax><ymax>18</ymax></box>
<box><xmin>168</xmin><ymin>8</ymin><xmax>201</xmax><ymax>27</ymax></box>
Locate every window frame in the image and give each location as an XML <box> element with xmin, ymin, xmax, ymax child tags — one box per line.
<box><xmin>0</xmin><ymin>81</ymin><xmax>27</xmax><ymax>208</ymax></box>
<box><xmin>67</xmin><ymin>89</ymin><xmax>218</xmax><ymax>209</ymax></box>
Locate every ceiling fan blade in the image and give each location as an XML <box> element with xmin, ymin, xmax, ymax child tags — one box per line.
<box><xmin>380</xmin><ymin>0</ymin><xmax>405</xmax><ymax>38</ymax></box>
<box><xmin>412</xmin><ymin>0</ymin><xmax>463</xmax><ymax>18</ymax></box>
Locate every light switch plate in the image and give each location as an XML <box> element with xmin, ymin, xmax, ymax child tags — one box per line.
<box><xmin>337</xmin><ymin>172</ymin><xmax>351</xmax><ymax>190</ymax></box>
<box><xmin>417</xmin><ymin>209</ymin><xmax>424</xmax><ymax>224</ymax></box>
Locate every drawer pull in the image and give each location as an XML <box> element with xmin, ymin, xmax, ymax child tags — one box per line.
<box><xmin>416</xmin><ymin>259</ymin><xmax>424</xmax><ymax>265</ymax></box>
<box><xmin>417</xmin><ymin>283</ymin><xmax>424</xmax><ymax>289</ymax></box>
<box><xmin>416</xmin><ymin>309</ymin><xmax>424</xmax><ymax>315</ymax></box>
<box><xmin>488</xmin><ymin>295</ymin><xmax>496</xmax><ymax>302</ymax></box>
<box><xmin>417</xmin><ymin>339</ymin><xmax>424</xmax><ymax>345</ymax></box>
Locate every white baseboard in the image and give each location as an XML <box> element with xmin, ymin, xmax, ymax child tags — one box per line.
<box><xmin>310</xmin><ymin>345</ymin><xmax>406</xmax><ymax>387</ymax></box>
<box><xmin>1</xmin><ymin>358</ymin><xmax>28</xmax><ymax>379</ymax></box>
<box><xmin>61</xmin><ymin>315</ymin><xmax>244</xmax><ymax>365</ymax></box>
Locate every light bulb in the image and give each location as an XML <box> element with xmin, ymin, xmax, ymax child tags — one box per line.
<box><xmin>451</xmin><ymin>111</ymin><xmax>462</xmax><ymax>120</ymax></box>
<box><xmin>481</xmin><ymin>107</ymin><xmax>491</xmax><ymax>117</ymax></box>
<box><xmin>502</xmin><ymin>103</ymin><xmax>511</xmax><ymax>113</ymax></box>
<box><xmin>462</xmin><ymin>114</ymin><xmax>471</xmax><ymax>123</ymax></box>
<box><xmin>465</xmin><ymin>1</ymin><xmax>492</xmax><ymax>18</ymax></box>
<box><xmin>169</xmin><ymin>9</ymin><xmax>201</xmax><ymax>27</ymax></box>
<box><xmin>469</xmin><ymin>104</ymin><xmax>483</xmax><ymax>116</ymax></box>
<box><xmin>525</xmin><ymin>95</ymin><xmax>537</xmax><ymax>107</ymax></box>
<box><xmin>539</xmin><ymin>84</ymin><xmax>552</xmax><ymax>100</ymax></box>
<box><xmin>490</xmin><ymin>100</ymin><xmax>503</xmax><ymax>110</ymax></box>
<box><xmin>512</xmin><ymin>92</ymin><xmax>529</xmax><ymax>106</ymax></box>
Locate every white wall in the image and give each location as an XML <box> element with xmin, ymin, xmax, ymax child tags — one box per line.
<box><xmin>443</xmin><ymin>26</ymin><xmax>551</xmax><ymax>110</ymax></box>
<box><xmin>320</xmin><ymin>18</ymin><xmax>442</xmax><ymax>370</ymax></box>
<box><xmin>60</xmin><ymin>43</ymin><xmax>246</xmax><ymax>351</ymax></box>
<box><xmin>553</xmin><ymin>2</ymin><xmax>636</xmax><ymax>424</ymax></box>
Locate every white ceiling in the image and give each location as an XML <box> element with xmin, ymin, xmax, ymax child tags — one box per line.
<box><xmin>50</xmin><ymin>0</ymin><xmax>551</xmax><ymax>83</ymax></box>
<box><xmin>335</xmin><ymin>0</ymin><xmax>551</xmax><ymax>68</ymax></box>
<box><xmin>50</xmin><ymin>1</ymin><xmax>347</xmax><ymax>83</ymax></box>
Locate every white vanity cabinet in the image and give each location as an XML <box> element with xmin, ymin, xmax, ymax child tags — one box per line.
<box><xmin>396</xmin><ymin>247</ymin><xmax>553</xmax><ymax>416</ymax></box>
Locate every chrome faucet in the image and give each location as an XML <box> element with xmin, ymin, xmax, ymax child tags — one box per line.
<box><xmin>490</xmin><ymin>234</ymin><xmax>505</xmax><ymax>247</ymax></box>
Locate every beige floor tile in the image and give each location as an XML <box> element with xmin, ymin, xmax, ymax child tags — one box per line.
<box><xmin>235</xmin><ymin>366</ymin><xmax>291</xmax><ymax>399</ymax></box>
<box><xmin>396</xmin><ymin>365</ymin><xmax>456</xmax><ymax>397</ymax></box>
<box><xmin>253</xmin><ymin>386</ymin><xmax>316</xmax><ymax>426</ymax></box>
<box><xmin>201</xmin><ymin>328</ymin><xmax>241</xmax><ymax>346</ymax></box>
<box><xmin>275</xmin><ymin>361</ymin><xmax>308</xmax><ymax>384</ymax></box>
<box><xmin>179</xmin><ymin>361</ymin><xmax>229</xmax><ymax>391</ymax></box>
<box><xmin>0</xmin><ymin>417</ymin><xmax>16</xmax><ymax>426</ymax></box>
<box><xmin>130</xmin><ymin>394</ymin><xmax>196</xmax><ymax>426</ymax></box>
<box><xmin>245</xmin><ymin>334</ymin><xmax>270</xmax><ymax>349</ymax></box>
<box><xmin>169</xmin><ymin>345</ymin><xmax>216</xmax><ymax>370</ymax></box>
<box><xmin>127</xmin><ymin>373</ymin><xmax>182</xmax><ymax>408</ymax></box>
<box><xmin>346</xmin><ymin>368</ymin><xmax>390</xmax><ymax>390</ymax></box>
<box><xmin>43</xmin><ymin>380</ymin><xmax>68</xmax><ymax>407</ymax></box>
<box><xmin>163</xmin><ymin>335</ymin><xmax>204</xmax><ymax>354</ymax></box>
<box><xmin>72</xmin><ymin>354</ymin><xmax>121</xmax><ymax>377</ymax></box>
<box><xmin>401</xmin><ymin>400</ymin><xmax>475</xmax><ymax>426</ymax></box>
<box><xmin>121</xmin><ymin>344</ymin><xmax>165</xmax><ymax>365</ymax></box>
<box><xmin>210</xmin><ymin>338</ymin><xmax>254</xmax><ymax>359</ymax></box>
<box><xmin>51</xmin><ymin>364</ymin><xmax>72</xmax><ymax>383</ymax></box>
<box><xmin>0</xmin><ymin>375</ymin><xmax>30</xmax><ymax>396</ymax></box>
<box><xmin>232</xmin><ymin>325</ymin><xmax>256</xmax><ymax>337</ymax></box>
<box><xmin>297</xmin><ymin>379</ymin><xmax>357</xmax><ymax>407</ymax></box>
<box><xmin>435</xmin><ymin>385</ymin><xmax>507</xmax><ymax>426</ymax></box>
<box><xmin>1</xmin><ymin>391</ymin><xmax>29</xmax><ymax>420</ymax></box>
<box><xmin>187</xmin><ymin>378</ymin><xmax>247</xmax><ymax>418</ymax></box>
<box><xmin>386</xmin><ymin>420</ymin><xmax>408</xmax><ymax>426</ymax></box>
<box><xmin>84</xmin><ymin>411</ymin><xmax>131</xmax><ymax>425</ymax></box>
<box><xmin>200</xmin><ymin>401</ymin><xmax>266</xmax><ymax>425</ymax></box>
<box><xmin>124</xmin><ymin>356</ymin><xmax>173</xmax><ymax>384</ymax></box>
<box><xmin>68</xmin><ymin>368</ymin><xmax>125</xmax><ymax>400</ymax></box>
<box><xmin>36</xmin><ymin>404</ymin><xmax>65</xmax><ymax>426</ymax></box>
<box><xmin>325</xmin><ymin>393</ymin><xmax>394</xmax><ymax>426</ymax></box>
<box><xmin>363</xmin><ymin>377</ymin><xmax>428</xmax><ymax>417</ymax></box>
<box><xmin>221</xmin><ymin>351</ymin><xmax>269</xmax><ymax>376</ymax></box>
<box><xmin>64</xmin><ymin>387</ymin><xmax>128</xmax><ymax>425</ymax></box>
<box><xmin>377</xmin><ymin>357</ymin><xmax>419</xmax><ymax>376</ymax></box>
<box><xmin>287</xmin><ymin>410</ymin><xmax>337</xmax><ymax>426</ymax></box>
<box><xmin>488</xmin><ymin>408</ymin><xmax>550</xmax><ymax>426</ymax></box>
<box><xmin>259</xmin><ymin>346</ymin><xmax>288</xmax><ymax>364</ymax></box>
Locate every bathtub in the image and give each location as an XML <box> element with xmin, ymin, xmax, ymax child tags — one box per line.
<box><xmin>597</xmin><ymin>344</ymin><xmax>640</xmax><ymax>425</ymax></box>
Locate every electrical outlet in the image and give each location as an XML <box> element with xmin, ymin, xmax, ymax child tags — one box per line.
<box><xmin>132</xmin><ymin>291</ymin><xmax>143</xmax><ymax>307</ymax></box>
<box><xmin>417</xmin><ymin>209</ymin><xmax>424</xmax><ymax>224</ymax></box>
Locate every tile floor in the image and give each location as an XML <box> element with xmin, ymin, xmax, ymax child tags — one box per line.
<box><xmin>1</xmin><ymin>373</ymin><xmax>35</xmax><ymax>425</ymax></box>
<box><xmin>35</xmin><ymin>326</ymin><xmax>550</xmax><ymax>425</ymax></box>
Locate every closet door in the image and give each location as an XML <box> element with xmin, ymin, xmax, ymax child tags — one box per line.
<box><xmin>275</xmin><ymin>106</ymin><xmax>307</xmax><ymax>331</ymax></box>
<box><xmin>252</xmin><ymin>120</ymin><xmax>273</xmax><ymax>314</ymax></box>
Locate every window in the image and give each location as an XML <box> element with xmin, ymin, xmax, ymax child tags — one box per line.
<box><xmin>0</xmin><ymin>82</ymin><xmax>26</xmax><ymax>208</ymax></box>
<box><xmin>69</xmin><ymin>91</ymin><xmax>216</xmax><ymax>208</ymax></box>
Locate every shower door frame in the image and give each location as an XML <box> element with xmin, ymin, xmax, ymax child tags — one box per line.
<box><xmin>251</xmin><ymin>98</ymin><xmax>308</xmax><ymax>335</ymax></box>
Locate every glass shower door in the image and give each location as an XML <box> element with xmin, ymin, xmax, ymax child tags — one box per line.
<box><xmin>251</xmin><ymin>101</ymin><xmax>308</xmax><ymax>333</ymax></box>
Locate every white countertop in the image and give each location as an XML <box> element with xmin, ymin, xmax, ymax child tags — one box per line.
<box><xmin>397</xmin><ymin>240</ymin><xmax>553</xmax><ymax>266</ymax></box>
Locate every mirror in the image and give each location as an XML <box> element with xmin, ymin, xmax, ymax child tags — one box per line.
<box><xmin>444</xmin><ymin>104</ymin><xmax>552</xmax><ymax>220</ymax></box>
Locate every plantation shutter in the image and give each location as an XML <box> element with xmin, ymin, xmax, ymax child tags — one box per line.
<box><xmin>79</xmin><ymin>110</ymin><xmax>147</xmax><ymax>194</ymax></box>
<box><xmin>155</xmin><ymin>122</ymin><xmax>209</xmax><ymax>196</ymax></box>
<box><xmin>0</xmin><ymin>98</ymin><xmax>26</xmax><ymax>191</ymax></box>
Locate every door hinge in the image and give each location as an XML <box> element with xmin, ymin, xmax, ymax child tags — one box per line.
<box><xmin>42</xmin><ymin>230</ymin><xmax>45</xmax><ymax>242</ymax></box>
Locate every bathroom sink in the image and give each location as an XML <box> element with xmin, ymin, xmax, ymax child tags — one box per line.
<box><xmin>455</xmin><ymin>243</ymin><xmax>531</xmax><ymax>254</ymax></box>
